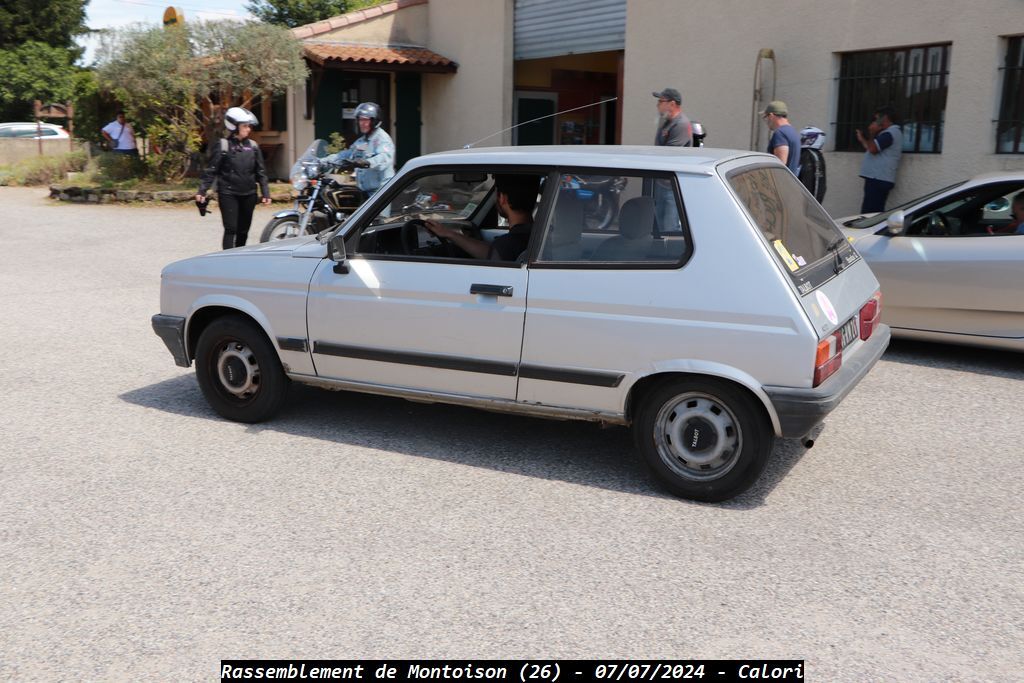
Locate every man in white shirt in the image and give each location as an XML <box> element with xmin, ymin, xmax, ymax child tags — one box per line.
<box><xmin>101</xmin><ymin>111</ymin><xmax>138</xmax><ymax>156</ymax></box>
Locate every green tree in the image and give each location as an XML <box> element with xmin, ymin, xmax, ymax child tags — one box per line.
<box><xmin>96</xmin><ymin>20</ymin><xmax>308</xmax><ymax>180</ymax></box>
<box><xmin>245</xmin><ymin>0</ymin><xmax>386</xmax><ymax>28</ymax></box>
<box><xmin>0</xmin><ymin>0</ymin><xmax>88</xmax><ymax>120</ymax></box>
<box><xmin>0</xmin><ymin>41</ymin><xmax>78</xmax><ymax>120</ymax></box>
<box><xmin>0</xmin><ymin>0</ymin><xmax>88</xmax><ymax>51</ymax></box>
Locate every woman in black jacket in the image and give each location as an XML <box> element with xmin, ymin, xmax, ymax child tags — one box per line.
<box><xmin>195</xmin><ymin>107</ymin><xmax>271</xmax><ymax>249</ymax></box>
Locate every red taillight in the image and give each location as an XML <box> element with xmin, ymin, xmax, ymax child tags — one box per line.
<box><xmin>860</xmin><ymin>291</ymin><xmax>882</xmax><ymax>340</ymax></box>
<box><xmin>813</xmin><ymin>331</ymin><xmax>843</xmax><ymax>387</ymax></box>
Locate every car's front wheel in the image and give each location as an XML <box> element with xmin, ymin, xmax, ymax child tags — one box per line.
<box><xmin>634</xmin><ymin>377</ymin><xmax>773</xmax><ymax>502</ymax></box>
<box><xmin>195</xmin><ymin>315</ymin><xmax>289</xmax><ymax>423</ymax></box>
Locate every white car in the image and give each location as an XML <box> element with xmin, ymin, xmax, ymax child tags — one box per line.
<box><xmin>0</xmin><ymin>122</ymin><xmax>70</xmax><ymax>139</ymax></box>
<box><xmin>153</xmin><ymin>146</ymin><xmax>889</xmax><ymax>501</ymax></box>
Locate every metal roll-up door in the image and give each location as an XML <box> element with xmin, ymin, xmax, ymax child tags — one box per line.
<box><xmin>514</xmin><ymin>0</ymin><xmax>626</xmax><ymax>61</ymax></box>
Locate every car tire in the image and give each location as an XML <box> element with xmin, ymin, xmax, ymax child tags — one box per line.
<box><xmin>634</xmin><ymin>377</ymin><xmax>774</xmax><ymax>502</ymax></box>
<box><xmin>195</xmin><ymin>315</ymin><xmax>289</xmax><ymax>423</ymax></box>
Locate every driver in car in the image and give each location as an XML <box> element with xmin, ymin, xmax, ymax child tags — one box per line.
<box><xmin>989</xmin><ymin>191</ymin><xmax>1024</xmax><ymax>234</ymax></box>
<box><xmin>424</xmin><ymin>174</ymin><xmax>540</xmax><ymax>260</ymax></box>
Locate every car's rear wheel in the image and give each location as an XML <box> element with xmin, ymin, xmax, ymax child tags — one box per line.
<box><xmin>634</xmin><ymin>377</ymin><xmax>773</xmax><ymax>502</ymax></box>
<box><xmin>195</xmin><ymin>315</ymin><xmax>288</xmax><ymax>423</ymax></box>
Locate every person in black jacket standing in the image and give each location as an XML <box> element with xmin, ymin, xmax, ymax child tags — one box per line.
<box><xmin>195</xmin><ymin>107</ymin><xmax>271</xmax><ymax>249</ymax></box>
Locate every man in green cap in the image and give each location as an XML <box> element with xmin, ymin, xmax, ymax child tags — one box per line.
<box><xmin>761</xmin><ymin>100</ymin><xmax>800</xmax><ymax>175</ymax></box>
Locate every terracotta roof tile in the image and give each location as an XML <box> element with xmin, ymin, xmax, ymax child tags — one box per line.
<box><xmin>303</xmin><ymin>43</ymin><xmax>457</xmax><ymax>72</ymax></box>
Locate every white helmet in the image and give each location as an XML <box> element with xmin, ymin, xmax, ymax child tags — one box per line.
<box><xmin>225</xmin><ymin>106</ymin><xmax>259</xmax><ymax>131</ymax></box>
<box><xmin>800</xmin><ymin>126</ymin><xmax>826</xmax><ymax>150</ymax></box>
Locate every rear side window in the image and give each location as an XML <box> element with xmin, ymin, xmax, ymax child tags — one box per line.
<box><xmin>728</xmin><ymin>165</ymin><xmax>857</xmax><ymax>292</ymax></box>
<box><xmin>534</xmin><ymin>171</ymin><xmax>691</xmax><ymax>267</ymax></box>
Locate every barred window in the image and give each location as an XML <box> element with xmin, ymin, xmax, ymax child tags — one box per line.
<box><xmin>996</xmin><ymin>36</ymin><xmax>1024</xmax><ymax>154</ymax></box>
<box><xmin>835</xmin><ymin>44</ymin><xmax>951</xmax><ymax>153</ymax></box>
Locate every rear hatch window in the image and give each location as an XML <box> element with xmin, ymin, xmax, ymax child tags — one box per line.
<box><xmin>727</xmin><ymin>165</ymin><xmax>858</xmax><ymax>294</ymax></box>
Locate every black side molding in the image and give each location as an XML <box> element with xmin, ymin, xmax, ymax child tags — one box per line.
<box><xmin>313</xmin><ymin>342</ymin><xmax>518</xmax><ymax>377</ymax></box>
<box><xmin>311</xmin><ymin>341</ymin><xmax>626</xmax><ymax>388</ymax></box>
<box><xmin>519</xmin><ymin>365</ymin><xmax>624</xmax><ymax>388</ymax></box>
<box><xmin>277</xmin><ymin>337</ymin><xmax>309</xmax><ymax>353</ymax></box>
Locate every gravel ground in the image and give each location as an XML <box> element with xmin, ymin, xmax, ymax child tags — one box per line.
<box><xmin>0</xmin><ymin>186</ymin><xmax>1021</xmax><ymax>682</ymax></box>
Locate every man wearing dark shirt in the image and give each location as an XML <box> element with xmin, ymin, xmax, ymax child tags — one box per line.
<box><xmin>425</xmin><ymin>174</ymin><xmax>540</xmax><ymax>260</ymax></box>
<box><xmin>761</xmin><ymin>100</ymin><xmax>800</xmax><ymax>175</ymax></box>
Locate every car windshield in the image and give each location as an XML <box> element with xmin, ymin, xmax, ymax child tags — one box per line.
<box><xmin>843</xmin><ymin>180</ymin><xmax>968</xmax><ymax>228</ymax></box>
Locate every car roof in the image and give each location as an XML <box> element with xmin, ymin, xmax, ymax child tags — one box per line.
<box><xmin>963</xmin><ymin>170</ymin><xmax>1024</xmax><ymax>184</ymax></box>
<box><xmin>404</xmin><ymin>145</ymin><xmax>775</xmax><ymax>175</ymax></box>
<box><xmin>0</xmin><ymin>122</ymin><xmax>64</xmax><ymax>128</ymax></box>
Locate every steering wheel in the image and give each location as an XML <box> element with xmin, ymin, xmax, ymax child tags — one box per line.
<box><xmin>925</xmin><ymin>212</ymin><xmax>951</xmax><ymax>236</ymax></box>
<box><xmin>400</xmin><ymin>218</ymin><xmax>427</xmax><ymax>254</ymax></box>
<box><xmin>401</xmin><ymin>218</ymin><xmax>463</xmax><ymax>257</ymax></box>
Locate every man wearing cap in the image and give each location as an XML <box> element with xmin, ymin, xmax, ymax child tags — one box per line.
<box><xmin>653</xmin><ymin>88</ymin><xmax>693</xmax><ymax>147</ymax></box>
<box><xmin>652</xmin><ymin>88</ymin><xmax>691</xmax><ymax>232</ymax></box>
<box><xmin>761</xmin><ymin>101</ymin><xmax>800</xmax><ymax>175</ymax></box>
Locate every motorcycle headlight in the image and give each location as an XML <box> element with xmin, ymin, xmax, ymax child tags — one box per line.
<box><xmin>291</xmin><ymin>172</ymin><xmax>309</xmax><ymax>192</ymax></box>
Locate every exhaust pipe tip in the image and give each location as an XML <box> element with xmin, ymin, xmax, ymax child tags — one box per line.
<box><xmin>801</xmin><ymin>437</ymin><xmax>815</xmax><ymax>449</ymax></box>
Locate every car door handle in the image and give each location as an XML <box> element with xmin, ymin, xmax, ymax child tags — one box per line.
<box><xmin>470</xmin><ymin>283</ymin><xmax>513</xmax><ymax>297</ymax></box>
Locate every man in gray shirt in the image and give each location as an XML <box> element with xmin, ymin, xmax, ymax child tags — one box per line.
<box><xmin>653</xmin><ymin>88</ymin><xmax>693</xmax><ymax>147</ymax></box>
<box><xmin>652</xmin><ymin>88</ymin><xmax>691</xmax><ymax>233</ymax></box>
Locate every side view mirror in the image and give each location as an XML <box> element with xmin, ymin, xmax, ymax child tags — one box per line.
<box><xmin>328</xmin><ymin>233</ymin><xmax>348</xmax><ymax>273</ymax></box>
<box><xmin>885</xmin><ymin>210</ymin><xmax>905</xmax><ymax>236</ymax></box>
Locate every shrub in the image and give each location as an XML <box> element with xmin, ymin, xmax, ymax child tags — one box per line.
<box><xmin>96</xmin><ymin>151</ymin><xmax>145</xmax><ymax>182</ymax></box>
<box><xmin>9</xmin><ymin>151</ymin><xmax>87</xmax><ymax>185</ymax></box>
<box><xmin>326</xmin><ymin>131</ymin><xmax>347</xmax><ymax>154</ymax></box>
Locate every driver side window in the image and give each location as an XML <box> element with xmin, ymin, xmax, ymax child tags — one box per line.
<box><xmin>907</xmin><ymin>183</ymin><xmax>1024</xmax><ymax>237</ymax></box>
<box><xmin>349</xmin><ymin>171</ymin><xmax>494</xmax><ymax>257</ymax></box>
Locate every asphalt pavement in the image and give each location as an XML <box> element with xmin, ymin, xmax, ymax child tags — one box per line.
<box><xmin>0</xmin><ymin>187</ymin><xmax>1021</xmax><ymax>681</ymax></box>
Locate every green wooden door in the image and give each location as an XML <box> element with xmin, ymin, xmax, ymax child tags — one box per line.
<box><xmin>395</xmin><ymin>73</ymin><xmax>421</xmax><ymax>168</ymax></box>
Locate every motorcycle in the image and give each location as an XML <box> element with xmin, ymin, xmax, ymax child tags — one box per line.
<box><xmin>798</xmin><ymin>126</ymin><xmax>827</xmax><ymax>202</ymax></box>
<box><xmin>259</xmin><ymin>139</ymin><xmax>367</xmax><ymax>242</ymax></box>
<box><xmin>560</xmin><ymin>173</ymin><xmax>628</xmax><ymax>231</ymax></box>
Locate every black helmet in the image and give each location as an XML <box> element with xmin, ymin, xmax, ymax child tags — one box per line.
<box><xmin>354</xmin><ymin>102</ymin><xmax>381</xmax><ymax>129</ymax></box>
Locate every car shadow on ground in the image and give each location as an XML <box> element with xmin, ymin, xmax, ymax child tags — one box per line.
<box><xmin>120</xmin><ymin>374</ymin><xmax>813</xmax><ymax>509</ymax></box>
<box><xmin>883</xmin><ymin>338</ymin><xmax>1024</xmax><ymax>379</ymax></box>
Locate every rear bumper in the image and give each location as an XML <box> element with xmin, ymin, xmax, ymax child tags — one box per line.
<box><xmin>152</xmin><ymin>314</ymin><xmax>189</xmax><ymax>368</ymax></box>
<box><xmin>764</xmin><ymin>324</ymin><xmax>890</xmax><ymax>438</ymax></box>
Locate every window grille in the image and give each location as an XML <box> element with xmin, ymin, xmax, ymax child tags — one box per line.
<box><xmin>835</xmin><ymin>44</ymin><xmax>951</xmax><ymax>153</ymax></box>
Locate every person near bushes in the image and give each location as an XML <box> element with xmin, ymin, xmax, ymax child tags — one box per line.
<box><xmin>101</xmin><ymin>111</ymin><xmax>138</xmax><ymax>156</ymax></box>
<box><xmin>195</xmin><ymin>107</ymin><xmax>271</xmax><ymax>250</ymax></box>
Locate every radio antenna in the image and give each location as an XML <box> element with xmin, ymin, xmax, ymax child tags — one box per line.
<box><xmin>462</xmin><ymin>97</ymin><xmax>618</xmax><ymax>149</ymax></box>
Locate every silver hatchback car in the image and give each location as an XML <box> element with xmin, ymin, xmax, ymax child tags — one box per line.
<box><xmin>154</xmin><ymin>146</ymin><xmax>889</xmax><ymax>501</ymax></box>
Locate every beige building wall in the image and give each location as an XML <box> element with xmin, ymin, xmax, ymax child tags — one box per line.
<box><xmin>313</xmin><ymin>4</ymin><xmax>429</xmax><ymax>45</ymax></box>
<box><xmin>423</xmin><ymin>0</ymin><xmax>514</xmax><ymax>152</ymax></box>
<box><xmin>623</xmin><ymin>0</ymin><xmax>1024</xmax><ymax>217</ymax></box>
<box><xmin>286</xmin><ymin>0</ymin><xmax>511</xmax><ymax>166</ymax></box>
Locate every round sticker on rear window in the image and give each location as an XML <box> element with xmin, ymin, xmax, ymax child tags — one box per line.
<box><xmin>816</xmin><ymin>290</ymin><xmax>839</xmax><ymax>326</ymax></box>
